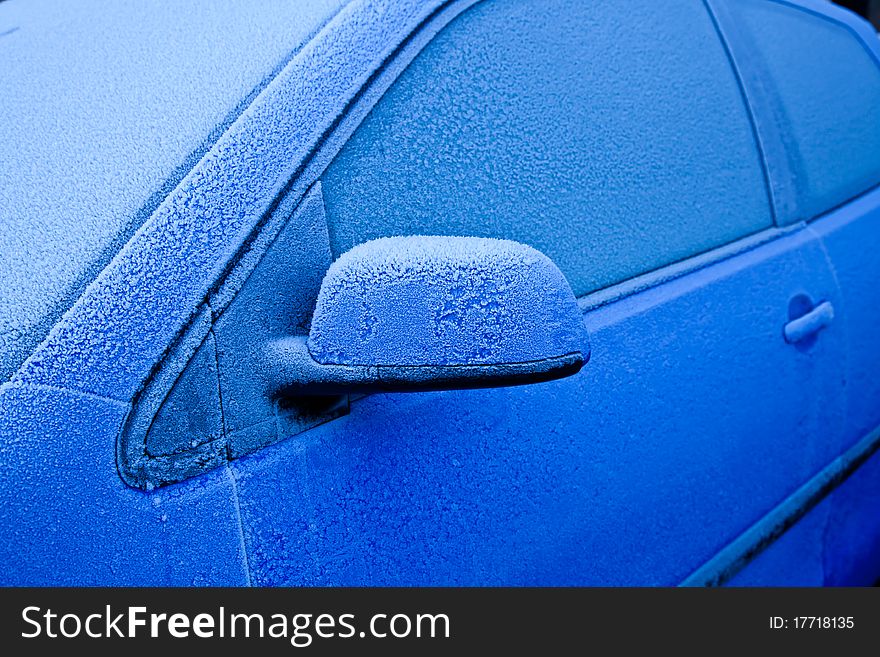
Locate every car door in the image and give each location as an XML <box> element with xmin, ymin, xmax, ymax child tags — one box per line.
<box><xmin>708</xmin><ymin>0</ymin><xmax>880</xmax><ymax>585</ymax></box>
<box><xmin>223</xmin><ymin>0</ymin><xmax>848</xmax><ymax>585</ymax></box>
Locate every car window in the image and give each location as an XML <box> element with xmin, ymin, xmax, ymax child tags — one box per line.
<box><xmin>732</xmin><ymin>0</ymin><xmax>880</xmax><ymax>222</ymax></box>
<box><xmin>320</xmin><ymin>0</ymin><xmax>773</xmax><ymax>297</ymax></box>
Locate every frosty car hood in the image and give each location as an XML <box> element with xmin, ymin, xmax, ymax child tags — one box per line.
<box><xmin>6</xmin><ymin>0</ymin><xmax>456</xmax><ymax>402</ymax></box>
<box><xmin>0</xmin><ymin>0</ymin><xmax>348</xmax><ymax>381</ymax></box>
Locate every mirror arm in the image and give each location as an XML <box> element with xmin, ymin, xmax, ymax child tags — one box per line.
<box><xmin>263</xmin><ymin>335</ymin><xmax>588</xmax><ymax>397</ymax></box>
<box><xmin>263</xmin><ymin>335</ymin><xmax>376</xmax><ymax>396</ymax></box>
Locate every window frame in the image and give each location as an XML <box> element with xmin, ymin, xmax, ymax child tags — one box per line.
<box><xmin>706</xmin><ymin>0</ymin><xmax>880</xmax><ymax>226</ymax></box>
<box><xmin>120</xmin><ymin>0</ymin><xmax>821</xmax><ymax>488</ymax></box>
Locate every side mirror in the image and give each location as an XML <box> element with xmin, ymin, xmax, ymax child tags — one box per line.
<box><xmin>265</xmin><ymin>236</ymin><xmax>589</xmax><ymax>394</ymax></box>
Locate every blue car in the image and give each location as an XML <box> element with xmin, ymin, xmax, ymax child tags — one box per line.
<box><xmin>2</xmin><ymin>0</ymin><xmax>880</xmax><ymax>586</ymax></box>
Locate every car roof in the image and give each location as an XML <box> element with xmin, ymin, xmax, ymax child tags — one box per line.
<box><xmin>0</xmin><ymin>0</ymin><xmax>349</xmax><ymax>381</ymax></box>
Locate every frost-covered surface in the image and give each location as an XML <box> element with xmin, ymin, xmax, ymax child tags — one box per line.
<box><xmin>11</xmin><ymin>0</ymin><xmax>443</xmax><ymax>400</ymax></box>
<box><xmin>309</xmin><ymin>236</ymin><xmax>587</xmax><ymax>366</ymax></box>
<box><xmin>0</xmin><ymin>382</ymin><xmax>248</xmax><ymax>585</ymax></box>
<box><xmin>231</xmin><ymin>227</ymin><xmax>862</xmax><ymax>585</ymax></box>
<box><xmin>3</xmin><ymin>0</ymin><xmax>880</xmax><ymax>587</ymax></box>
<box><xmin>321</xmin><ymin>0</ymin><xmax>775</xmax><ymax>298</ymax></box>
<box><xmin>0</xmin><ymin>0</ymin><xmax>346</xmax><ymax>381</ymax></box>
<box><xmin>0</xmin><ymin>0</ymin><xmax>447</xmax><ymax>583</ymax></box>
<box><xmin>728</xmin><ymin>0</ymin><xmax>880</xmax><ymax>225</ymax></box>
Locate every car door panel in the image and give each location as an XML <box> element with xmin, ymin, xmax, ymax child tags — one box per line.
<box><xmin>726</xmin><ymin>496</ymin><xmax>829</xmax><ymax>586</ymax></box>
<box><xmin>711</xmin><ymin>0</ymin><xmax>880</xmax><ymax>583</ymax></box>
<box><xmin>808</xmin><ymin>191</ymin><xmax>880</xmax><ymax>451</ymax></box>
<box><xmin>823</xmin><ymin>445</ymin><xmax>880</xmax><ymax>585</ymax></box>
<box><xmin>726</xmin><ymin>443</ymin><xmax>880</xmax><ymax>586</ymax></box>
<box><xmin>230</xmin><ymin>225</ymin><xmax>845</xmax><ymax>585</ymax></box>
<box><xmin>809</xmin><ymin>189</ymin><xmax>880</xmax><ymax>584</ymax></box>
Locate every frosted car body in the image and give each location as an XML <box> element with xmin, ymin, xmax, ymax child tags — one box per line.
<box><xmin>1</xmin><ymin>0</ymin><xmax>880</xmax><ymax>585</ymax></box>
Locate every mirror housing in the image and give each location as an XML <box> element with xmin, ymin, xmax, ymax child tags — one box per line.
<box><xmin>266</xmin><ymin>236</ymin><xmax>589</xmax><ymax>394</ymax></box>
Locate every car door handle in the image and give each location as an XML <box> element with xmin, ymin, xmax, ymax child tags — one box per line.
<box><xmin>783</xmin><ymin>300</ymin><xmax>834</xmax><ymax>344</ymax></box>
